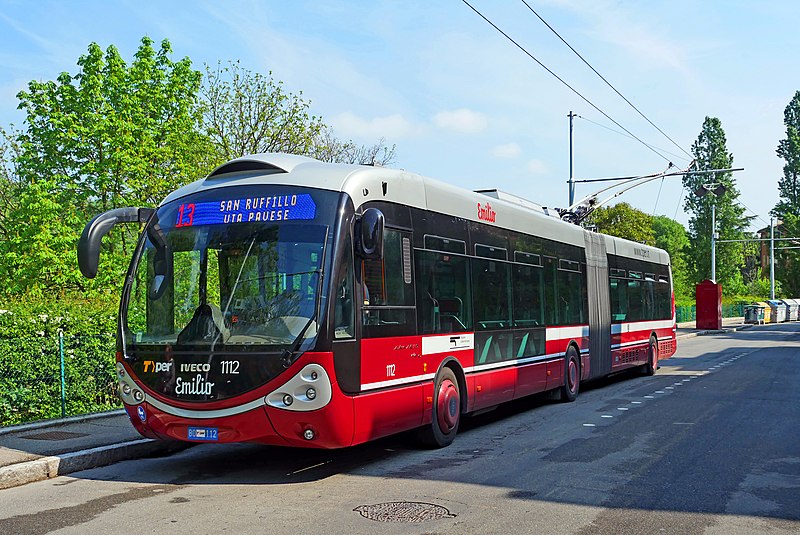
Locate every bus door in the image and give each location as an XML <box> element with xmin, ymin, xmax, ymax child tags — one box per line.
<box><xmin>584</xmin><ymin>231</ymin><xmax>611</xmax><ymax>379</ymax></box>
<box><xmin>357</xmin><ymin>228</ymin><xmax>422</xmax><ymax>436</ymax></box>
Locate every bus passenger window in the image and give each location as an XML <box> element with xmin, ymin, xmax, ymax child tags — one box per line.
<box><xmin>416</xmin><ymin>249</ymin><xmax>472</xmax><ymax>334</ymax></box>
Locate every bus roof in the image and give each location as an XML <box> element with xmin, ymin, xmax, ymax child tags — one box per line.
<box><xmin>162</xmin><ymin>153</ymin><xmax>670</xmax><ymax>265</ymax></box>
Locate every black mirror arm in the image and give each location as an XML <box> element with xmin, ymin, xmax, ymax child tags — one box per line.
<box><xmin>78</xmin><ymin>207</ymin><xmax>154</xmax><ymax>278</ymax></box>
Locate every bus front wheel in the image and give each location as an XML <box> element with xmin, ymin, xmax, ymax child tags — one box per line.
<box><xmin>418</xmin><ymin>367</ymin><xmax>461</xmax><ymax>448</ymax></box>
<box><xmin>560</xmin><ymin>346</ymin><xmax>580</xmax><ymax>402</ymax></box>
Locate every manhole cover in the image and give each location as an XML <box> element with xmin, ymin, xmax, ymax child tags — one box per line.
<box><xmin>21</xmin><ymin>431</ymin><xmax>89</xmax><ymax>441</ymax></box>
<box><xmin>354</xmin><ymin>502</ymin><xmax>455</xmax><ymax>523</ymax></box>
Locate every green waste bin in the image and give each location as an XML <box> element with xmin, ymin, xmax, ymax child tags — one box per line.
<box><xmin>743</xmin><ymin>305</ymin><xmax>765</xmax><ymax>324</ymax></box>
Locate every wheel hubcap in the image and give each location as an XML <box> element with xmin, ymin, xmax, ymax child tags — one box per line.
<box><xmin>437</xmin><ymin>379</ymin><xmax>459</xmax><ymax>433</ymax></box>
<box><xmin>568</xmin><ymin>359</ymin><xmax>578</xmax><ymax>393</ymax></box>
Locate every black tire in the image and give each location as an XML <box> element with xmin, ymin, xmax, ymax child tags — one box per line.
<box><xmin>560</xmin><ymin>345</ymin><xmax>580</xmax><ymax>402</ymax></box>
<box><xmin>418</xmin><ymin>367</ymin><xmax>461</xmax><ymax>448</ymax></box>
<box><xmin>643</xmin><ymin>336</ymin><xmax>658</xmax><ymax>376</ymax></box>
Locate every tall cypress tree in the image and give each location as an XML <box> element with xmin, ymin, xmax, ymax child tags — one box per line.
<box><xmin>682</xmin><ymin>117</ymin><xmax>753</xmax><ymax>293</ymax></box>
<box><xmin>773</xmin><ymin>92</ymin><xmax>800</xmax><ymax>295</ymax></box>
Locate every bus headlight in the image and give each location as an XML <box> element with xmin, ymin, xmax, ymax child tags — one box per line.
<box><xmin>266</xmin><ymin>364</ymin><xmax>332</xmax><ymax>412</ymax></box>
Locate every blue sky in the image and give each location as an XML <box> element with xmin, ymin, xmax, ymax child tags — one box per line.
<box><xmin>1</xmin><ymin>0</ymin><xmax>798</xmax><ymax>231</ymax></box>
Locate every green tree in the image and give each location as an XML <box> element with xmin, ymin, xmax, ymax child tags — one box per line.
<box><xmin>776</xmin><ymin>213</ymin><xmax>800</xmax><ymax>296</ymax></box>
<box><xmin>652</xmin><ymin>215</ymin><xmax>691</xmax><ymax>300</ymax></box>
<box><xmin>773</xmin><ymin>92</ymin><xmax>800</xmax><ymax>295</ymax></box>
<box><xmin>202</xmin><ymin>61</ymin><xmax>395</xmax><ymax>165</ymax></box>
<box><xmin>682</xmin><ymin>117</ymin><xmax>753</xmax><ymax>293</ymax></box>
<box><xmin>775</xmin><ymin>91</ymin><xmax>800</xmax><ymax>216</ymax></box>
<box><xmin>0</xmin><ymin>126</ymin><xmax>23</xmax><ymax>242</ymax></box>
<box><xmin>587</xmin><ymin>202</ymin><xmax>655</xmax><ymax>245</ymax></box>
<box><xmin>0</xmin><ymin>37</ymin><xmax>212</xmax><ymax>296</ymax></box>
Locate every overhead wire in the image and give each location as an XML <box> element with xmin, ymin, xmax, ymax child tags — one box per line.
<box><xmin>461</xmin><ymin>0</ymin><xmax>672</xmax><ymax>165</ymax></box>
<box><xmin>518</xmin><ymin>1</ymin><xmax>697</xmax><ymax>222</ymax></box>
<box><xmin>464</xmin><ymin>1</ymin><xmax>768</xmax><ymax>227</ymax></box>
<box><xmin>520</xmin><ymin>0</ymin><xmax>694</xmax><ymax>161</ymax></box>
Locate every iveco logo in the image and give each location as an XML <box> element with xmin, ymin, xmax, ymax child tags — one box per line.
<box><xmin>180</xmin><ymin>363</ymin><xmax>211</xmax><ymax>373</ymax></box>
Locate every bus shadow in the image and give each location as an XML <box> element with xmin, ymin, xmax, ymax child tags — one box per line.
<box><xmin>64</xmin><ymin>341</ymin><xmax>800</xmax><ymax>525</ymax></box>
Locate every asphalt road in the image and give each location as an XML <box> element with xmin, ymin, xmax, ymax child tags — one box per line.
<box><xmin>1</xmin><ymin>323</ymin><xmax>799</xmax><ymax>535</ymax></box>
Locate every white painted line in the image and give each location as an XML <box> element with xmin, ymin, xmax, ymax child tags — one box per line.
<box><xmin>617</xmin><ymin>407</ymin><xmax>629</xmax><ymax>411</ymax></box>
<box><xmin>583</xmin><ymin>423</ymin><xmax>596</xmax><ymax>427</ymax></box>
<box><xmin>644</xmin><ymin>395</ymin><xmax>655</xmax><ymax>399</ymax></box>
<box><xmin>655</xmin><ymin>391</ymin><xmax>665</xmax><ymax>394</ymax></box>
<box><xmin>601</xmin><ymin>415</ymin><xmax>613</xmax><ymax>418</ymax></box>
<box><xmin>631</xmin><ymin>401</ymin><xmax>642</xmax><ymax>404</ymax></box>
<box><xmin>665</xmin><ymin>386</ymin><xmax>674</xmax><ymax>389</ymax></box>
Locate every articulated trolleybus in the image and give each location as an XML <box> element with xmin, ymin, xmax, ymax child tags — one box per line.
<box><xmin>78</xmin><ymin>153</ymin><xmax>676</xmax><ymax>449</ymax></box>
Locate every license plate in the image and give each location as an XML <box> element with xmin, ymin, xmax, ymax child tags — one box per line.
<box><xmin>187</xmin><ymin>426</ymin><xmax>219</xmax><ymax>441</ymax></box>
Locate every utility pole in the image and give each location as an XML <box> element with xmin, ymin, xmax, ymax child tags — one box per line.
<box><xmin>770</xmin><ymin>217</ymin><xmax>775</xmax><ymax>299</ymax></box>
<box><xmin>568</xmin><ymin>111</ymin><xmax>576</xmax><ymax>206</ymax></box>
<box><xmin>711</xmin><ymin>203</ymin><xmax>717</xmax><ymax>282</ymax></box>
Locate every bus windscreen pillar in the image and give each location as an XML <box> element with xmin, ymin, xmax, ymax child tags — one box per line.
<box><xmin>696</xmin><ymin>280</ymin><xmax>722</xmax><ymax>330</ymax></box>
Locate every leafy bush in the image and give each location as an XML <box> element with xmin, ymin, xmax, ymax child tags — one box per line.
<box><xmin>0</xmin><ymin>295</ymin><xmax>120</xmax><ymax>426</ymax></box>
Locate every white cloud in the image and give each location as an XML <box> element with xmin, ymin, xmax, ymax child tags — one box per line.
<box><xmin>492</xmin><ymin>143</ymin><xmax>521</xmax><ymax>159</ymax></box>
<box><xmin>432</xmin><ymin>108</ymin><xmax>488</xmax><ymax>134</ymax></box>
<box><xmin>329</xmin><ymin>112</ymin><xmax>418</xmax><ymax>140</ymax></box>
<box><xmin>527</xmin><ymin>159</ymin><xmax>548</xmax><ymax>174</ymax></box>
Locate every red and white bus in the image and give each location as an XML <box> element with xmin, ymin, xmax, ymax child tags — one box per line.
<box><xmin>78</xmin><ymin>153</ymin><xmax>676</xmax><ymax>448</ymax></box>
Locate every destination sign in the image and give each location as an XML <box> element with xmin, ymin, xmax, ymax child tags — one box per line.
<box><xmin>174</xmin><ymin>193</ymin><xmax>316</xmax><ymax>228</ymax></box>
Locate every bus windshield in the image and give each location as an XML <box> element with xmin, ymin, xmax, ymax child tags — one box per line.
<box><xmin>124</xmin><ymin>192</ymin><xmax>331</xmax><ymax>353</ymax></box>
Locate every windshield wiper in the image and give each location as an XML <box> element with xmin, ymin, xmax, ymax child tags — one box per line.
<box><xmin>281</xmin><ymin>242</ymin><xmax>328</xmax><ymax>367</ymax></box>
<box><xmin>281</xmin><ymin>269</ymin><xmax>325</xmax><ymax>368</ymax></box>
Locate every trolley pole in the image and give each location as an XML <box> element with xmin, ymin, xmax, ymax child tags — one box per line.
<box><xmin>568</xmin><ymin>111</ymin><xmax>576</xmax><ymax>206</ymax></box>
<box><xmin>770</xmin><ymin>217</ymin><xmax>775</xmax><ymax>299</ymax></box>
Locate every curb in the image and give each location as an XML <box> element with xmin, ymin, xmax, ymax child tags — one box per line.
<box><xmin>676</xmin><ymin>324</ymin><xmax>754</xmax><ymax>341</ymax></box>
<box><xmin>0</xmin><ymin>409</ymin><xmax>126</xmax><ymax>437</ymax></box>
<box><xmin>0</xmin><ymin>438</ymin><xmax>188</xmax><ymax>491</ymax></box>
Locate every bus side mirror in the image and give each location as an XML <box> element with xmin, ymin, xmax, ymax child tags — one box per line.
<box><xmin>356</xmin><ymin>208</ymin><xmax>384</xmax><ymax>260</ymax></box>
<box><xmin>78</xmin><ymin>207</ymin><xmax>154</xmax><ymax>278</ymax></box>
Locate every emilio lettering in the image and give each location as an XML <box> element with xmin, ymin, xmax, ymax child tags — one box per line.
<box><xmin>175</xmin><ymin>374</ymin><xmax>215</xmax><ymax>396</ymax></box>
<box><xmin>477</xmin><ymin>202</ymin><xmax>497</xmax><ymax>223</ymax></box>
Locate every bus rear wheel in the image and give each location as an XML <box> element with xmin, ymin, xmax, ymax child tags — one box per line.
<box><xmin>560</xmin><ymin>346</ymin><xmax>580</xmax><ymax>402</ymax></box>
<box><xmin>418</xmin><ymin>367</ymin><xmax>461</xmax><ymax>448</ymax></box>
<box><xmin>643</xmin><ymin>336</ymin><xmax>658</xmax><ymax>376</ymax></box>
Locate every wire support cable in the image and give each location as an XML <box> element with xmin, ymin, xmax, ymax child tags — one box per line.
<box><xmin>576</xmin><ymin>115</ymin><xmax>691</xmax><ymax>164</ymax></box>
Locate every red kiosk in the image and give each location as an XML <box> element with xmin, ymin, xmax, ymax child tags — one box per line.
<box><xmin>696</xmin><ymin>279</ymin><xmax>722</xmax><ymax>330</ymax></box>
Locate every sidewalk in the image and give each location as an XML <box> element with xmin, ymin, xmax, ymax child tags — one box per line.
<box><xmin>0</xmin><ymin>317</ymin><xmax>753</xmax><ymax>491</ymax></box>
<box><xmin>0</xmin><ymin>410</ymin><xmax>186</xmax><ymax>490</ymax></box>
<box><xmin>676</xmin><ymin>316</ymin><xmax>750</xmax><ymax>339</ymax></box>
